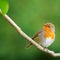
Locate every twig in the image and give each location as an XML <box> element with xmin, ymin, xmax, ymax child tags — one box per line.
<box><xmin>0</xmin><ymin>10</ymin><xmax>60</xmax><ymax>57</ymax></box>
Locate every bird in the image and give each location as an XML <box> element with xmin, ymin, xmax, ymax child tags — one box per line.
<box><xmin>26</xmin><ymin>23</ymin><xmax>55</xmax><ymax>48</ymax></box>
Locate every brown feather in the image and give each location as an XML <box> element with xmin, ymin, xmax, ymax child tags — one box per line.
<box><xmin>26</xmin><ymin>30</ymin><xmax>42</xmax><ymax>48</ymax></box>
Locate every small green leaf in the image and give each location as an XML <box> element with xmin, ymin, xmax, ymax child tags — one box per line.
<box><xmin>0</xmin><ymin>0</ymin><xmax>9</xmax><ymax>15</ymax></box>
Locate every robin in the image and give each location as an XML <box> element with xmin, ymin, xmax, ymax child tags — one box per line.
<box><xmin>26</xmin><ymin>23</ymin><xmax>55</xmax><ymax>48</ymax></box>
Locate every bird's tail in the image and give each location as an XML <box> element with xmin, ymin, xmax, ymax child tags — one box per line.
<box><xmin>25</xmin><ymin>43</ymin><xmax>32</xmax><ymax>48</ymax></box>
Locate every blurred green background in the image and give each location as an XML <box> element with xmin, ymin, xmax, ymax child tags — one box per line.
<box><xmin>0</xmin><ymin>0</ymin><xmax>60</xmax><ymax>60</ymax></box>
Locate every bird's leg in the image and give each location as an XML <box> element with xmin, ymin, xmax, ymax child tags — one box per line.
<box><xmin>44</xmin><ymin>47</ymin><xmax>49</xmax><ymax>52</ymax></box>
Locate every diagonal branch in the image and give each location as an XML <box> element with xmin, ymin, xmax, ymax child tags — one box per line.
<box><xmin>0</xmin><ymin>10</ymin><xmax>60</xmax><ymax>57</ymax></box>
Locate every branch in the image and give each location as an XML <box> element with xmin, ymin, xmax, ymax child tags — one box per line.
<box><xmin>0</xmin><ymin>10</ymin><xmax>60</xmax><ymax>57</ymax></box>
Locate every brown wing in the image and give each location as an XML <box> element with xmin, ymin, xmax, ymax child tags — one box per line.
<box><xmin>32</xmin><ymin>29</ymin><xmax>43</xmax><ymax>39</ymax></box>
<box><xmin>26</xmin><ymin>30</ymin><xmax>43</xmax><ymax>48</ymax></box>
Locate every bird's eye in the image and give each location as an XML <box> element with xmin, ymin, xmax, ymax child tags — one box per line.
<box><xmin>45</xmin><ymin>24</ymin><xmax>50</xmax><ymax>28</ymax></box>
<box><xmin>47</xmin><ymin>25</ymin><xmax>50</xmax><ymax>28</ymax></box>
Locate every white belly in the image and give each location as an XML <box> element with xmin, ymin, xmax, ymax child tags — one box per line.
<box><xmin>40</xmin><ymin>37</ymin><xmax>54</xmax><ymax>47</ymax></box>
<box><xmin>38</xmin><ymin>31</ymin><xmax>55</xmax><ymax>47</ymax></box>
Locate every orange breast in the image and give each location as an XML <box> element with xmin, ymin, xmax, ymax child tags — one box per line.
<box><xmin>44</xmin><ymin>27</ymin><xmax>55</xmax><ymax>39</ymax></box>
